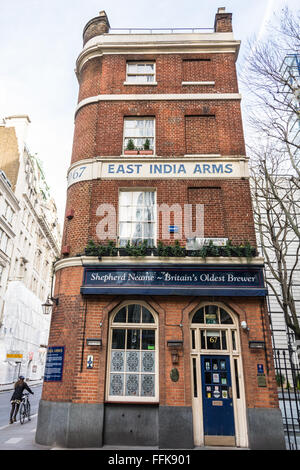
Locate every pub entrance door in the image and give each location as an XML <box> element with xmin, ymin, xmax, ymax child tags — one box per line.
<box><xmin>190</xmin><ymin>303</ymin><xmax>248</xmax><ymax>447</ymax></box>
<box><xmin>201</xmin><ymin>354</ymin><xmax>235</xmax><ymax>445</ymax></box>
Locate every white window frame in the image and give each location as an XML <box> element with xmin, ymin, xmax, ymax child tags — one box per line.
<box><xmin>123</xmin><ymin>117</ymin><xmax>155</xmax><ymax>153</ymax></box>
<box><xmin>106</xmin><ymin>302</ymin><xmax>159</xmax><ymax>403</ymax></box>
<box><xmin>4</xmin><ymin>201</ymin><xmax>14</xmax><ymax>225</ymax></box>
<box><xmin>118</xmin><ymin>189</ymin><xmax>157</xmax><ymax>247</ymax></box>
<box><xmin>190</xmin><ymin>304</ymin><xmax>238</xmax><ymax>354</ymax></box>
<box><xmin>0</xmin><ymin>229</ymin><xmax>9</xmax><ymax>254</ymax></box>
<box><xmin>0</xmin><ymin>264</ymin><xmax>4</xmax><ymax>286</ymax></box>
<box><xmin>124</xmin><ymin>61</ymin><xmax>156</xmax><ymax>85</ymax></box>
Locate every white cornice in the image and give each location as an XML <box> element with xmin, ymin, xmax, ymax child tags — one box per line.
<box><xmin>75</xmin><ymin>92</ymin><xmax>241</xmax><ymax>116</ymax></box>
<box><xmin>76</xmin><ymin>32</ymin><xmax>240</xmax><ymax>76</ymax></box>
<box><xmin>54</xmin><ymin>255</ymin><xmax>265</xmax><ymax>273</ymax></box>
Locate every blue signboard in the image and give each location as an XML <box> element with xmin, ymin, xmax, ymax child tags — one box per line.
<box><xmin>44</xmin><ymin>346</ymin><xmax>65</xmax><ymax>382</ymax></box>
<box><xmin>81</xmin><ymin>264</ymin><xmax>267</xmax><ymax>297</ymax></box>
<box><xmin>257</xmin><ymin>364</ymin><xmax>264</xmax><ymax>374</ymax></box>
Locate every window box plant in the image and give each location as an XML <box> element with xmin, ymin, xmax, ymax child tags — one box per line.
<box><xmin>139</xmin><ymin>138</ymin><xmax>153</xmax><ymax>155</ymax></box>
<box><xmin>124</xmin><ymin>138</ymin><xmax>139</xmax><ymax>155</ymax></box>
<box><xmin>83</xmin><ymin>239</ymin><xmax>257</xmax><ymax>259</ymax></box>
<box><xmin>120</xmin><ymin>240</ymin><xmax>153</xmax><ymax>257</ymax></box>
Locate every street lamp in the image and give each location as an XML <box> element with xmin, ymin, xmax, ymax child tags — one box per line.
<box><xmin>42</xmin><ymin>295</ymin><xmax>59</xmax><ymax>315</ymax></box>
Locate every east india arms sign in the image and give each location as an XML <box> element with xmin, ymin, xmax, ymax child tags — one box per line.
<box><xmin>81</xmin><ymin>265</ymin><xmax>267</xmax><ymax>296</ymax></box>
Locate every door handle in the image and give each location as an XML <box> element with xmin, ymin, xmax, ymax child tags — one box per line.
<box><xmin>229</xmin><ymin>386</ymin><xmax>232</xmax><ymax>398</ymax></box>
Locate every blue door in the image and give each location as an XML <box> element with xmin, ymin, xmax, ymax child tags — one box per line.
<box><xmin>201</xmin><ymin>355</ymin><xmax>235</xmax><ymax>438</ymax></box>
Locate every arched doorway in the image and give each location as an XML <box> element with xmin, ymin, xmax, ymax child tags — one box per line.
<box><xmin>190</xmin><ymin>302</ymin><xmax>248</xmax><ymax>447</ymax></box>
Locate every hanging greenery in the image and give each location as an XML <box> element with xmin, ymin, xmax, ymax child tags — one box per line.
<box><xmin>82</xmin><ymin>239</ymin><xmax>257</xmax><ymax>259</ymax></box>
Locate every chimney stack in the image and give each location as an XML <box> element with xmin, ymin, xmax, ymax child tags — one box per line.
<box><xmin>214</xmin><ymin>7</ymin><xmax>233</xmax><ymax>33</ymax></box>
<box><xmin>83</xmin><ymin>10</ymin><xmax>110</xmax><ymax>46</ymax></box>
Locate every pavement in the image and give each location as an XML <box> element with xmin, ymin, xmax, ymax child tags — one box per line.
<box><xmin>0</xmin><ymin>380</ymin><xmax>249</xmax><ymax>452</ymax></box>
<box><xmin>0</xmin><ymin>411</ymin><xmax>247</xmax><ymax>452</ymax></box>
<box><xmin>0</xmin><ymin>413</ymin><xmax>49</xmax><ymax>450</ymax></box>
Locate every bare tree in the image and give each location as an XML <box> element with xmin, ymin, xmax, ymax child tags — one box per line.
<box><xmin>241</xmin><ymin>6</ymin><xmax>300</xmax><ymax>340</ymax></box>
<box><xmin>250</xmin><ymin>147</ymin><xmax>300</xmax><ymax>340</ymax></box>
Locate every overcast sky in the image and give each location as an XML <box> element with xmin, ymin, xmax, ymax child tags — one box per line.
<box><xmin>0</xmin><ymin>0</ymin><xmax>299</xmax><ymax>225</ymax></box>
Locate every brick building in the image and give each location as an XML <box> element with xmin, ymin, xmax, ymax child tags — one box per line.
<box><xmin>0</xmin><ymin>115</ymin><xmax>61</xmax><ymax>384</ymax></box>
<box><xmin>36</xmin><ymin>8</ymin><xmax>285</xmax><ymax>449</ymax></box>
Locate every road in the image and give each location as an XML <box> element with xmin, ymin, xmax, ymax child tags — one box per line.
<box><xmin>0</xmin><ymin>383</ymin><xmax>42</xmax><ymax>427</ymax></box>
<box><xmin>0</xmin><ymin>384</ymin><xmax>47</xmax><ymax>450</ymax></box>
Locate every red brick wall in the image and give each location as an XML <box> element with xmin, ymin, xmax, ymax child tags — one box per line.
<box><xmin>62</xmin><ymin>178</ymin><xmax>256</xmax><ymax>256</ymax></box>
<box><xmin>78</xmin><ymin>53</ymin><xmax>238</xmax><ymax>101</ymax></box>
<box><xmin>188</xmin><ymin>186</ymin><xmax>225</xmax><ymax>237</ymax></box>
<box><xmin>185</xmin><ymin>115</ymin><xmax>220</xmax><ymax>154</ymax></box>
<box><xmin>71</xmin><ymin>100</ymin><xmax>245</xmax><ymax>163</ymax></box>
<box><xmin>77</xmin><ymin>53</ymin><xmax>239</xmax><ymax>102</ymax></box>
<box><xmin>182</xmin><ymin>58</ymin><xmax>213</xmax><ymax>82</ymax></box>
<box><xmin>42</xmin><ymin>265</ymin><xmax>278</xmax><ymax>411</ymax></box>
<box><xmin>71</xmin><ymin>52</ymin><xmax>243</xmax><ymax>164</ymax></box>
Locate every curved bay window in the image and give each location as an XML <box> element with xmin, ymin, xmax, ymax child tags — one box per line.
<box><xmin>191</xmin><ymin>304</ymin><xmax>238</xmax><ymax>353</ymax></box>
<box><xmin>107</xmin><ymin>303</ymin><xmax>158</xmax><ymax>402</ymax></box>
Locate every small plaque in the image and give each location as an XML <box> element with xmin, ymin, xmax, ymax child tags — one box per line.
<box><xmin>212</xmin><ymin>401</ymin><xmax>223</xmax><ymax>406</ymax></box>
<box><xmin>170</xmin><ymin>368</ymin><xmax>179</xmax><ymax>382</ymax></box>
<box><xmin>257</xmin><ymin>374</ymin><xmax>267</xmax><ymax>387</ymax></box>
<box><xmin>87</xmin><ymin>355</ymin><xmax>94</xmax><ymax>369</ymax></box>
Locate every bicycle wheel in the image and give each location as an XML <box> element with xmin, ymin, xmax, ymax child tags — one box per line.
<box><xmin>26</xmin><ymin>402</ymin><xmax>31</xmax><ymax>421</ymax></box>
<box><xmin>19</xmin><ymin>403</ymin><xmax>26</xmax><ymax>425</ymax></box>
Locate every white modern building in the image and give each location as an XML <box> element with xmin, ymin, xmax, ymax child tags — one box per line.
<box><xmin>0</xmin><ymin>115</ymin><xmax>61</xmax><ymax>384</ymax></box>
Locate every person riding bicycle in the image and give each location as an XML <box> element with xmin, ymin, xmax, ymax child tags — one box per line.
<box><xmin>9</xmin><ymin>376</ymin><xmax>34</xmax><ymax>424</ymax></box>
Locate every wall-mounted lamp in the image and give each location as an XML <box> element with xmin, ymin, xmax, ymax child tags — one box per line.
<box><xmin>249</xmin><ymin>340</ymin><xmax>265</xmax><ymax>350</ymax></box>
<box><xmin>241</xmin><ymin>321</ymin><xmax>249</xmax><ymax>332</ymax></box>
<box><xmin>41</xmin><ymin>295</ymin><xmax>59</xmax><ymax>315</ymax></box>
<box><xmin>66</xmin><ymin>209</ymin><xmax>75</xmax><ymax>220</ymax></box>
<box><xmin>62</xmin><ymin>245</ymin><xmax>70</xmax><ymax>256</ymax></box>
<box><xmin>167</xmin><ymin>340</ymin><xmax>183</xmax><ymax>365</ymax></box>
<box><xmin>86</xmin><ymin>338</ymin><xmax>102</xmax><ymax>347</ymax></box>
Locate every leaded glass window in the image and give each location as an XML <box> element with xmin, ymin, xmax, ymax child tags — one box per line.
<box><xmin>108</xmin><ymin>304</ymin><xmax>158</xmax><ymax>402</ymax></box>
<box><xmin>192</xmin><ymin>305</ymin><xmax>233</xmax><ymax>325</ymax></box>
<box><xmin>191</xmin><ymin>304</ymin><xmax>237</xmax><ymax>353</ymax></box>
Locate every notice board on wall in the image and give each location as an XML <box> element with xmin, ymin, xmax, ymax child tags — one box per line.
<box><xmin>44</xmin><ymin>346</ymin><xmax>65</xmax><ymax>382</ymax></box>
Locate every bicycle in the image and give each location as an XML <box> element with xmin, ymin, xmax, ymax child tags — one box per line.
<box><xmin>19</xmin><ymin>393</ymin><xmax>31</xmax><ymax>424</ymax></box>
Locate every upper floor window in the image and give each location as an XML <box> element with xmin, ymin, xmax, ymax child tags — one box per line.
<box><xmin>118</xmin><ymin>190</ymin><xmax>156</xmax><ymax>247</ymax></box>
<box><xmin>4</xmin><ymin>201</ymin><xmax>14</xmax><ymax>225</ymax></box>
<box><xmin>126</xmin><ymin>62</ymin><xmax>155</xmax><ymax>84</ymax></box>
<box><xmin>123</xmin><ymin>117</ymin><xmax>155</xmax><ymax>153</ymax></box>
<box><xmin>0</xmin><ymin>265</ymin><xmax>4</xmax><ymax>286</ymax></box>
<box><xmin>0</xmin><ymin>229</ymin><xmax>9</xmax><ymax>255</ymax></box>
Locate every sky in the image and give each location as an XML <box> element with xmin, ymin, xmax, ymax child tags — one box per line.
<box><xmin>0</xmin><ymin>0</ymin><xmax>299</xmax><ymax>226</ymax></box>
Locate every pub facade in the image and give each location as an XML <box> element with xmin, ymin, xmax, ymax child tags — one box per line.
<box><xmin>35</xmin><ymin>8</ymin><xmax>285</xmax><ymax>449</ymax></box>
